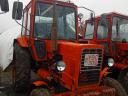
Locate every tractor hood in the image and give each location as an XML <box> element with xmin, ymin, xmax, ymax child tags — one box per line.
<box><xmin>55</xmin><ymin>41</ymin><xmax>104</xmax><ymax>90</ymax></box>
<box><xmin>116</xmin><ymin>42</ymin><xmax>128</xmax><ymax>51</ymax></box>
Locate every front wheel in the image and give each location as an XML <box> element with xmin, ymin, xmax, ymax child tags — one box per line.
<box><xmin>30</xmin><ymin>88</ymin><xmax>50</xmax><ymax>96</ymax></box>
<box><xmin>103</xmin><ymin>77</ymin><xmax>127</xmax><ymax>96</ymax></box>
<box><xmin>118</xmin><ymin>69</ymin><xmax>128</xmax><ymax>94</ymax></box>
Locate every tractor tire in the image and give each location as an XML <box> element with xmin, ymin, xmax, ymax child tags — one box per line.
<box><xmin>103</xmin><ymin>77</ymin><xmax>127</xmax><ymax>96</ymax></box>
<box><xmin>13</xmin><ymin>43</ymin><xmax>31</xmax><ymax>92</ymax></box>
<box><xmin>0</xmin><ymin>91</ymin><xmax>7</xmax><ymax>96</ymax></box>
<box><xmin>30</xmin><ymin>88</ymin><xmax>50</xmax><ymax>96</ymax></box>
<box><xmin>118</xmin><ymin>69</ymin><xmax>128</xmax><ymax>94</ymax></box>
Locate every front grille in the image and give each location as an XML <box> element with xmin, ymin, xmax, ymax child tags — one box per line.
<box><xmin>78</xmin><ymin>49</ymin><xmax>102</xmax><ymax>86</ymax></box>
<box><xmin>78</xmin><ymin>86</ymin><xmax>115</xmax><ymax>96</ymax></box>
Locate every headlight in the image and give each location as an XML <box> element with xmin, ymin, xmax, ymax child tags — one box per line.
<box><xmin>56</xmin><ymin>61</ymin><xmax>66</xmax><ymax>72</ymax></box>
<box><xmin>108</xmin><ymin>58</ymin><xmax>114</xmax><ymax>67</ymax></box>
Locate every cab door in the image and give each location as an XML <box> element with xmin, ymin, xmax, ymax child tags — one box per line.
<box><xmin>96</xmin><ymin>15</ymin><xmax>120</xmax><ymax>58</ymax></box>
<box><xmin>96</xmin><ymin>18</ymin><xmax>112</xmax><ymax>56</ymax></box>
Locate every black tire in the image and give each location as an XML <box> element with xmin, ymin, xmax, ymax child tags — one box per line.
<box><xmin>0</xmin><ymin>92</ymin><xmax>7</xmax><ymax>96</ymax></box>
<box><xmin>30</xmin><ymin>88</ymin><xmax>50</xmax><ymax>96</ymax></box>
<box><xmin>13</xmin><ymin>42</ymin><xmax>31</xmax><ymax>92</ymax></box>
<box><xmin>118</xmin><ymin>69</ymin><xmax>128</xmax><ymax>94</ymax></box>
<box><xmin>103</xmin><ymin>77</ymin><xmax>127</xmax><ymax>96</ymax></box>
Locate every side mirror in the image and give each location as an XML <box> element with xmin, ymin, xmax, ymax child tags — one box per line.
<box><xmin>90</xmin><ymin>12</ymin><xmax>94</xmax><ymax>25</ymax></box>
<box><xmin>0</xmin><ymin>0</ymin><xmax>9</xmax><ymax>12</ymax></box>
<box><xmin>12</xmin><ymin>1</ymin><xmax>23</xmax><ymax>20</ymax></box>
<box><xmin>78</xmin><ymin>13</ymin><xmax>84</xmax><ymax>21</ymax></box>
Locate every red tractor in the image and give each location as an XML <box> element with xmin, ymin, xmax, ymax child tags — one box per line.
<box><xmin>82</xmin><ymin>12</ymin><xmax>128</xmax><ymax>94</ymax></box>
<box><xmin>11</xmin><ymin>1</ymin><xmax>127</xmax><ymax>95</ymax></box>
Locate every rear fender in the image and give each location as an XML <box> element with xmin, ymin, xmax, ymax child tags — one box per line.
<box><xmin>15</xmin><ymin>37</ymin><xmax>29</xmax><ymax>47</ymax></box>
<box><xmin>33</xmin><ymin>80</ymin><xmax>48</xmax><ymax>88</ymax></box>
<box><xmin>118</xmin><ymin>67</ymin><xmax>128</xmax><ymax>80</ymax></box>
<box><xmin>105</xmin><ymin>63</ymin><xmax>128</xmax><ymax>79</ymax></box>
<box><xmin>113</xmin><ymin>63</ymin><xmax>128</xmax><ymax>70</ymax></box>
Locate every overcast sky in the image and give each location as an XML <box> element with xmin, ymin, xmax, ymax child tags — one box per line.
<box><xmin>0</xmin><ymin>0</ymin><xmax>128</xmax><ymax>33</ymax></box>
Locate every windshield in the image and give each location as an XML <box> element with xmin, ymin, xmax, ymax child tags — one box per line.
<box><xmin>84</xmin><ymin>22</ymin><xmax>94</xmax><ymax>39</ymax></box>
<box><xmin>112</xmin><ymin>17</ymin><xmax>128</xmax><ymax>42</ymax></box>
<box><xmin>34</xmin><ymin>2</ymin><xmax>76</xmax><ymax>40</ymax></box>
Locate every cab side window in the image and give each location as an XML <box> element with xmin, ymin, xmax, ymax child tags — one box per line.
<box><xmin>26</xmin><ymin>8</ymin><xmax>31</xmax><ymax>35</ymax></box>
<box><xmin>21</xmin><ymin>12</ymin><xmax>27</xmax><ymax>36</ymax></box>
<box><xmin>21</xmin><ymin>7</ymin><xmax>31</xmax><ymax>36</ymax></box>
<box><xmin>112</xmin><ymin>17</ymin><xmax>128</xmax><ymax>42</ymax></box>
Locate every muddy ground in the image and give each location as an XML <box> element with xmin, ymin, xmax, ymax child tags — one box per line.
<box><xmin>0</xmin><ymin>66</ymin><xmax>39</xmax><ymax>96</ymax></box>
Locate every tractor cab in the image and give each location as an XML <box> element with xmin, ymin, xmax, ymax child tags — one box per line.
<box><xmin>12</xmin><ymin>0</ymin><xmax>77</xmax><ymax>60</ymax></box>
<box><xmin>11</xmin><ymin>1</ymin><xmax>127</xmax><ymax>95</ymax></box>
<box><xmin>83</xmin><ymin>12</ymin><xmax>128</xmax><ymax>61</ymax></box>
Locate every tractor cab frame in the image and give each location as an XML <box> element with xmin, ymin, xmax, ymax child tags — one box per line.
<box><xmin>19</xmin><ymin>0</ymin><xmax>78</xmax><ymax>61</ymax></box>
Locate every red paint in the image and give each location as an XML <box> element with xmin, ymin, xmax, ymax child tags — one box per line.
<box><xmin>114</xmin><ymin>63</ymin><xmax>128</xmax><ymax>70</ymax></box>
<box><xmin>100</xmin><ymin>67</ymin><xmax>109</xmax><ymax>79</ymax></box>
<box><xmin>37</xmin><ymin>69</ymin><xmax>51</xmax><ymax>80</ymax></box>
<box><xmin>17</xmin><ymin>37</ymin><xmax>29</xmax><ymax>47</ymax></box>
<box><xmin>33</xmin><ymin>80</ymin><xmax>48</xmax><ymax>87</ymax></box>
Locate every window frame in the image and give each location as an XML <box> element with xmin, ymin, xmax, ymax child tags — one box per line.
<box><xmin>21</xmin><ymin>11</ymin><xmax>27</xmax><ymax>36</ymax></box>
<box><xmin>26</xmin><ymin>7</ymin><xmax>31</xmax><ymax>36</ymax></box>
<box><xmin>111</xmin><ymin>16</ymin><xmax>128</xmax><ymax>42</ymax></box>
<box><xmin>21</xmin><ymin>3</ymin><xmax>32</xmax><ymax>36</ymax></box>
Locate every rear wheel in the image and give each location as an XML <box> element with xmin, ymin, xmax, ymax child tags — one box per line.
<box><xmin>30</xmin><ymin>88</ymin><xmax>50</xmax><ymax>96</ymax></box>
<box><xmin>13</xmin><ymin>43</ymin><xmax>31</xmax><ymax>92</ymax></box>
<box><xmin>103</xmin><ymin>77</ymin><xmax>127</xmax><ymax>96</ymax></box>
<box><xmin>0</xmin><ymin>91</ymin><xmax>7</xmax><ymax>96</ymax></box>
<box><xmin>118</xmin><ymin>69</ymin><xmax>128</xmax><ymax>94</ymax></box>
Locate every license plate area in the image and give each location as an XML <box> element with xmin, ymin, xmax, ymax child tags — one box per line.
<box><xmin>84</xmin><ymin>54</ymin><xmax>99</xmax><ymax>66</ymax></box>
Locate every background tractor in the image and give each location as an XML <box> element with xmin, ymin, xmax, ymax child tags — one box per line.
<box><xmin>11</xmin><ymin>0</ymin><xmax>127</xmax><ymax>95</ymax></box>
<box><xmin>82</xmin><ymin>12</ymin><xmax>128</xmax><ymax>94</ymax></box>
